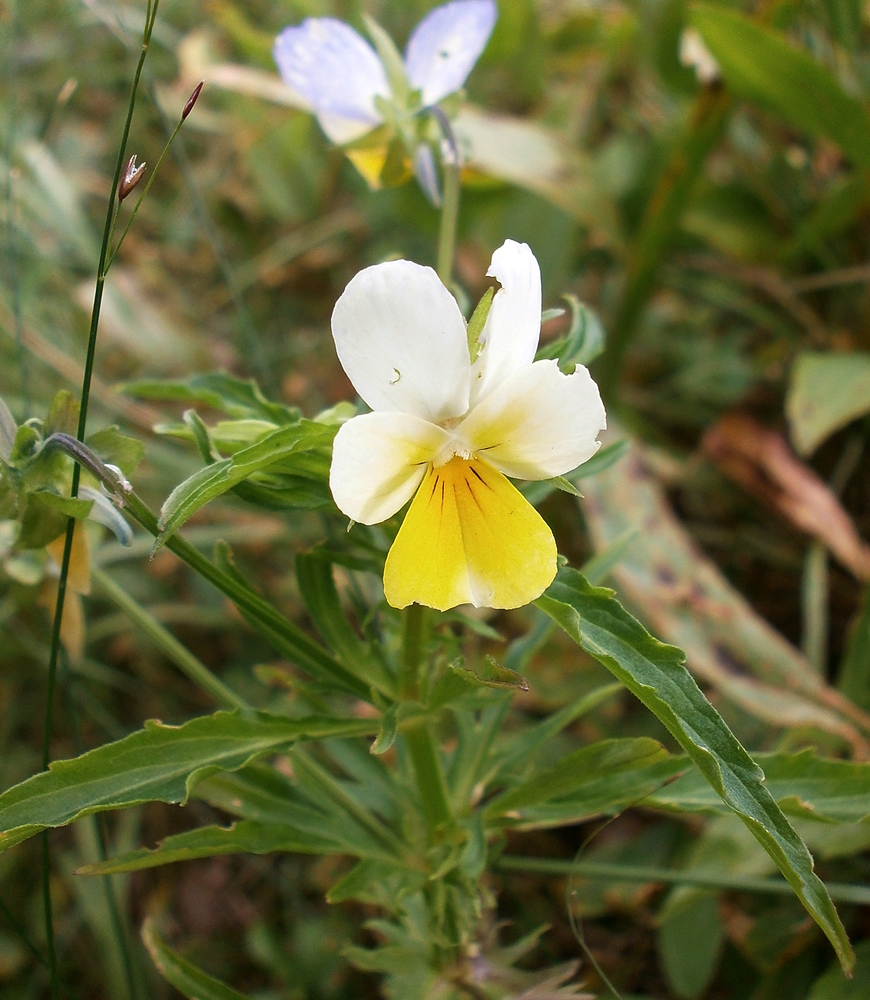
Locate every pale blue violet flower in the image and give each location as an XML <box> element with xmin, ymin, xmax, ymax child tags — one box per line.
<box><xmin>274</xmin><ymin>1</ymin><xmax>497</xmax><ymax>198</ymax></box>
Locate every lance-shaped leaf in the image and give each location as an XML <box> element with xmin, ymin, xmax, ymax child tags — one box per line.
<box><xmin>485</xmin><ymin>737</ymin><xmax>680</xmax><ymax>830</ymax></box>
<box><xmin>649</xmin><ymin>750</ymin><xmax>870</xmax><ymax>824</ymax></box>
<box><xmin>0</xmin><ymin>711</ymin><xmax>376</xmax><ymax>853</ymax></box>
<box><xmin>157</xmin><ymin>421</ymin><xmax>336</xmax><ymax>548</ymax></box>
<box><xmin>690</xmin><ymin>4</ymin><xmax>870</xmax><ymax>168</ymax></box>
<box><xmin>537</xmin><ymin>569</ymin><xmax>854</xmax><ymax>974</ymax></box>
<box><xmin>123</xmin><ymin>372</ymin><xmax>299</xmax><ymax>424</ymax></box>
<box><xmin>143</xmin><ymin>918</ymin><xmax>253</xmax><ymax>1000</ymax></box>
<box><xmin>79</xmin><ymin>819</ymin><xmax>348</xmax><ymax>874</ymax></box>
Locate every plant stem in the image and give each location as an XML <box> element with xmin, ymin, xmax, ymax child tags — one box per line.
<box><xmin>105</xmin><ymin>116</ymin><xmax>185</xmax><ymax>271</ymax></box>
<box><xmin>119</xmin><ymin>491</ymin><xmax>369</xmax><ymax>700</ymax></box>
<box><xmin>91</xmin><ymin>566</ymin><xmax>250</xmax><ymax>711</ymax></box>
<box><xmin>403</xmin><ymin>719</ymin><xmax>452</xmax><ymax>834</ymax></box>
<box><xmin>437</xmin><ymin>160</ymin><xmax>460</xmax><ymax>285</ymax></box>
<box><xmin>401</xmin><ymin>603</ymin><xmax>427</xmax><ymax>700</ymax></box>
<box><xmin>434</xmin><ymin>109</ymin><xmax>462</xmax><ymax>285</ymax></box>
<box><xmin>43</xmin><ymin>7</ymin><xmax>160</xmax><ymax>994</ymax></box>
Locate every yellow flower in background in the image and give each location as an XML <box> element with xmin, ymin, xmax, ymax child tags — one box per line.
<box><xmin>328</xmin><ymin>240</ymin><xmax>607</xmax><ymax>611</ymax></box>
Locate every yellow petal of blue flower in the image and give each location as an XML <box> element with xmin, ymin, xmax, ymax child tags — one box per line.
<box><xmin>383</xmin><ymin>456</ymin><xmax>557</xmax><ymax>610</ymax></box>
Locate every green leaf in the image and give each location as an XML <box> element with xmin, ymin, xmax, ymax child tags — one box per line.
<box><xmin>786</xmin><ymin>352</ymin><xmax>870</xmax><ymax>456</ymax></box>
<box><xmin>486</xmin><ymin>737</ymin><xmax>671</xmax><ymax>818</ymax></box>
<box><xmin>157</xmin><ymin>421</ymin><xmax>335</xmax><ymax>547</ymax></box>
<box><xmin>79</xmin><ymin>819</ymin><xmax>346</xmax><ymax>875</ymax></box>
<box><xmin>195</xmin><ymin>766</ymin><xmax>400</xmax><ymax>861</ymax></box>
<box><xmin>649</xmin><ymin>750</ymin><xmax>870</xmax><ymax>824</ymax></box>
<box><xmin>837</xmin><ymin>587</ymin><xmax>870</xmax><ymax>711</ymax></box>
<box><xmin>143</xmin><ymin>918</ymin><xmax>253</xmax><ymax>1000</ymax></box>
<box><xmin>658</xmin><ymin>894</ymin><xmax>724</xmax><ymax>1000</ymax></box>
<box><xmin>690</xmin><ymin>5</ymin><xmax>870</xmax><ymax>168</ymax></box>
<box><xmin>449</xmin><ymin>656</ymin><xmax>529</xmax><ymax>691</ymax></box>
<box><xmin>808</xmin><ymin>939</ymin><xmax>870</xmax><ymax>1000</ymax></box>
<box><xmin>537</xmin><ymin>569</ymin><xmax>854</xmax><ymax>974</ymax></box>
<box><xmin>371</xmin><ymin>704</ymin><xmax>400</xmax><ymax>756</ymax></box>
<box><xmin>44</xmin><ymin>390</ymin><xmax>79</xmax><ymax>437</ymax></box>
<box><xmin>535</xmin><ymin>295</ymin><xmax>605</xmax><ymax>370</ymax></box>
<box><xmin>29</xmin><ymin>489</ymin><xmax>93</xmax><ymax>520</ymax></box>
<box><xmin>296</xmin><ymin>549</ymin><xmax>394</xmax><ymax>695</ymax></box>
<box><xmin>121</xmin><ymin>372</ymin><xmax>299</xmax><ymax>424</ymax></box>
<box><xmin>0</xmin><ymin>711</ymin><xmax>376</xmax><ymax>853</ymax></box>
<box><xmin>85</xmin><ymin>425</ymin><xmax>145</xmax><ymax>477</ymax></box>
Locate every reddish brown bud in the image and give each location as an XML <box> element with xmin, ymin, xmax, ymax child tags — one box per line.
<box><xmin>182</xmin><ymin>81</ymin><xmax>204</xmax><ymax>120</ymax></box>
<box><xmin>118</xmin><ymin>154</ymin><xmax>146</xmax><ymax>202</ymax></box>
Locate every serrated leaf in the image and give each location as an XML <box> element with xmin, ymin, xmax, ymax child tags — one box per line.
<box><xmin>79</xmin><ymin>819</ymin><xmax>346</xmax><ymax>875</ymax></box>
<box><xmin>486</xmin><ymin>737</ymin><xmax>671</xmax><ymax>818</ymax></box>
<box><xmin>157</xmin><ymin>421</ymin><xmax>335</xmax><ymax>548</ymax></box>
<box><xmin>786</xmin><ymin>352</ymin><xmax>870</xmax><ymax>456</ymax></box>
<box><xmin>143</xmin><ymin>918</ymin><xmax>253</xmax><ymax>1000</ymax></box>
<box><xmin>649</xmin><ymin>750</ymin><xmax>870</xmax><ymax>824</ymax></box>
<box><xmin>690</xmin><ymin>5</ymin><xmax>870</xmax><ymax>168</ymax></box>
<box><xmin>537</xmin><ymin>569</ymin><xmax>854</xmax><ymax>974</ymax></box>
<box><xmin>0</xmin><ymin>711</ymin><xmax>376</xmax><ymax>853</ymax></box>
<box><xmin>195</xmin><ymin>765</ymin><xmax>399</xmax><ymax>861</ymax></box>
<box><xmin>121</xmin><ymin>372</ymin><xmax>298</xmax><ymax>424</ymax></box>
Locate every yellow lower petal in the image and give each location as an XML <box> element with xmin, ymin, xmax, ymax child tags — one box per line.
<box><xmin>345</xmin><ymin>147</ymin><xmax>388</xmax><ymax>189</ymax></box>
<box><xmin>383</xmin><ymin>456</ymin><xmax>556</xmax><ymax>611</ymax></box>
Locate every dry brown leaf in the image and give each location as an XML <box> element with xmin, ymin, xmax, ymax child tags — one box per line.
<box><xmin>703</xmin><ymin>413</ymin><xmax>870</xmax><ymax>581</ymax></box>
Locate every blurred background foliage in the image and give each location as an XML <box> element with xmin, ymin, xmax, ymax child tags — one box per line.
<box><xmin>3</xmin><ymin>0</ymin><xmax>870</xmax><ymax>997</ymax></box>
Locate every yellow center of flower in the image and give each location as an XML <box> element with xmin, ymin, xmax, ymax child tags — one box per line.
<box><xmin>383</xmin><ymin>455</ymin><xmax>557</xmax><ymax>610</ymax></box>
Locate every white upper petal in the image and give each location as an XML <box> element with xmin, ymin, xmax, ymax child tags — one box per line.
<box><xmin>274</xmin><ymin>19</ymin><xmax>388</xmax><ymax>132</ymax></box>
<box><xmin>329</xmin><ymin>411</ymin><xmax>450</xmax><ymax>524</ymax></box>
<box><xmin>458</xmin><ymin>359</ymin><xmax>606</xmax><ymax>480</ymax></box>
<box><xmin>332</xmin><ymin>259</ymin><xmax>471</xmax><ymax>423</ymax></box>
<box><xmin>404</xmin><ymin>0</ymin><xmax>497</xmax><ymax>106</ymax></box>
<box><xmin>470</xmin><ymin>239</ymin><xmax>542</xmax><ymax>406</ymax></box>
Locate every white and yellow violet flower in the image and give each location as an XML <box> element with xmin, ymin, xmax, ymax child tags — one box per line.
<box><xmin>329</xmin><ymin>240</ymin><xmax>607</xmax><ymax>611</ymax></box>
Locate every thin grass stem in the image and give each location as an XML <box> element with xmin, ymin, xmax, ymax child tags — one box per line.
<box><xmin>91</xmin><ymin>565</ymin><xmax>250</xmax><ymax>710</ymax></box>
<box><xmin>498</xmin><ymin>856</ymin><xmax>870</xmax><ymax>905</ymax></box>
<box><xmin>42</xmin><ymin>5</ymin><xmax>161</xmax><ymax>996</ymax></box>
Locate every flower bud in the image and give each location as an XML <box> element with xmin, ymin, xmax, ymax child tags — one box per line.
<box><xmin>182</xmin><ymin>81</ymin><xmax>204</xmax><ymax>120</ymax></box>
<box><xmin>118</xmin><ymin>154</ymin><xmax>146</xmax><ymax>202</ymax></box>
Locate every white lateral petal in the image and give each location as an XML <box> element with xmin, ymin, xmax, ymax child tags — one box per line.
<box><xmin>404</xmin><ymin>0</ymin><xmax>497</xmax><ymax>106</ymax></box>
<box><xmin>274</xmin><ymin>19</ymin><xmax>388</xmax><ymax>129</ymax></box>
<box><xmin>458</xmin><ymin>359</ymin><xmax>606</xmax><ymax>480</ymax></box>
<box><xmin>470</xmin><ymin>239</ymin><xmax>542</xmax><ymax>406</ymax></box>
<box><xmin>332</xmin><ymin>259</ymin><xmax>471</xmax><ymax>423</ymax></box>
<box><xmin>329</xmin><ymin>411</ymin><xmax>450</xmax><ymax>524</ymax></box>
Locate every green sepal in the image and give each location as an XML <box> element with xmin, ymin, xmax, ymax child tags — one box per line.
<box><xmin>535</xmin><ymin>294</ymin><xmax>605</xmax><ymax>371</ymax></box>
<box><xmin>467</xmin><ymin>286</ymin><xmax>494</xmax><ymax>364</ymax></box>
<box><xmin>362</xmin><ymin>13</ymin><xmax>409</xmax><ymax>105</ymax></box>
